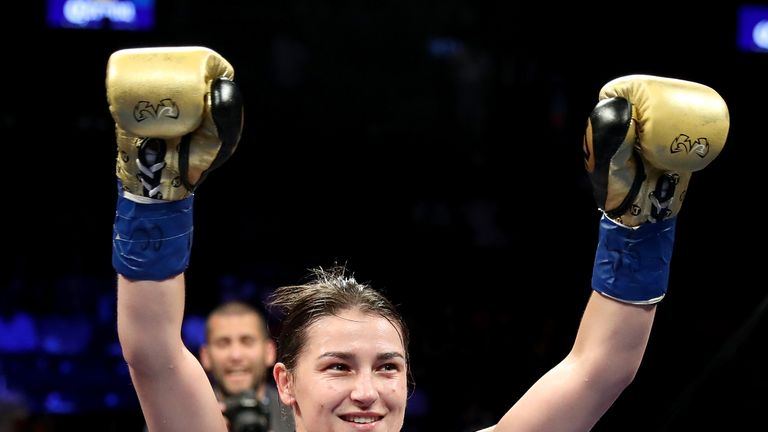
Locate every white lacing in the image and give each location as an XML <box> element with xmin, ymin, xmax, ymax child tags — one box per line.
<box><xmin>136</xmin><ymin>158</ymin><xmax>166</xmax><ymax>198</ymax></box>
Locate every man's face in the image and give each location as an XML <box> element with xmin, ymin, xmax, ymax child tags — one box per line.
<box><xmin>200</xmin><ymin>313</ymin><xmax>276</xmax><ymax>396</ymax></box>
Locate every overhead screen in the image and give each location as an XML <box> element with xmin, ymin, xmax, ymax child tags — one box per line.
<box><xmin>738</xmin><ymin>5</ymin><xmax>768</xmax><ymax>52</ymax></box>
<box><xmin>46</xmin><ymin>0</ymin><xmax>155</xmax><ymax>31</ymax></box>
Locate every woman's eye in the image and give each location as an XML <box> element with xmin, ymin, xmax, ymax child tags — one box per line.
<box><xmin>329</xmin><ymin>363</ymin><xmax>349</xmax><ymax>371</ymax></box>
<box><xmin>380</xmin><ymin>363</ymin><xmax>400</xmax><ymax>372</ymax></box>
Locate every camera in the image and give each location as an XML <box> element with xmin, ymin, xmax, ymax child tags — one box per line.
<box><xmin>222</xmin><ymin>390</ymin><xmax>270</xmax><ymax>432</ymax></box>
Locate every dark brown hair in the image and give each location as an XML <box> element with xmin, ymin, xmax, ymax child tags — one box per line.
<box><xmin>266</xmin><ymin>266</ymin><xmax>410</xmax><ymax>375</ymax></box>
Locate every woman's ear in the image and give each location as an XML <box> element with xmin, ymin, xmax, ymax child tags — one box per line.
<box><xmin>273</xmin><ymin>362</ymin><xmax>295</xmax><ymax>406</ymax></box>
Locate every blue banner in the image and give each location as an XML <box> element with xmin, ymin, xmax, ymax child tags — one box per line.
<box><xmin>46</xmin><ymin>0</ymin><xmax>155</xmax><ymax>31</ymax></box>
<box><xmin>738</xmin><ymin>5</ymin><xmax>768</xmax><ymax>53</ymax></box>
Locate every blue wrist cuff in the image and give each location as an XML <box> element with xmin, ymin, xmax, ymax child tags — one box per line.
<box><xmin>112</xmin><ymin>184</ymin><xmax>194</xmax><ymax>281</ymax></box>
<box><xmin>591</xmin><ymin>214</ymin><xmax>676</xmax><ymax>304</ymax></box>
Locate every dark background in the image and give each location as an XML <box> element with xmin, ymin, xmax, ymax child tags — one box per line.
<box><xmin>1</xmin><ymin>2</ymin><xmax>766</xmax><ymax>431</ymax></box>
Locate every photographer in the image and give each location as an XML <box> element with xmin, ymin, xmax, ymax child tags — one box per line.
<box><xmin>199</xmin><ymin>301</ymin><xmax>294</xmax><ymax>432</ymax></box>
<box><xmin>143</xmin><ymin>300</ymin><xmax>293</xmax><ymax>432</ymax></box>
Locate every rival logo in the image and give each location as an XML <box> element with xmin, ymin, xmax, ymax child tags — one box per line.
<box><xmin>670</xmin><ymin>134</ymin><xmax>709</xmax><ymax>158</ymax></box>
<box><xmin>133</xmin><ymin>99</ymin><xmax>180</xmax><ymax>122</ymax></box>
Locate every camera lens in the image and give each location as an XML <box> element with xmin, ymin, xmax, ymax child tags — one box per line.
<box><xmin>231</xmin><ymin>410</ymin><xmax>269</xmax><ymax>432</ymax></box>
<box><xmin>223</xmin><ymin>392</ymin><xmax>270</xmax><ymax>432</ymax></box>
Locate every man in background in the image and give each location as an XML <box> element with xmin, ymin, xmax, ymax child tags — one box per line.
<box><xmin>199</xmin><ymin>301</ymin><xmax>294</xmax><ymax>432</ymax></box>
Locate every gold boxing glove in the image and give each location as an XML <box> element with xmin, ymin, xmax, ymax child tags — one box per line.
<box><xmin>107</xmin><ymin>46</ymin><xmax>243</xmax><ymax>200</ymax></box>
<box><xmin>109</xmin><ymin>46</ymin><xmax>243</xmax><ymax>281</ymax></box>
<box><xmin>583</xmin><ymin>75</ymin><xmax>729</xmax><ymax>226</ymax></box>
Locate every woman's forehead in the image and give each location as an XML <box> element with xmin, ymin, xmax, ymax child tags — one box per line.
<box><xmin>304</xmin><ymin>309</ymin><xmax>405</xmax><ymax>353</ymax></box>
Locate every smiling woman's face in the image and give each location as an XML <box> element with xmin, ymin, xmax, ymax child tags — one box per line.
<box><xmin>275</xmin><ymin>308</ymin><xmax>408</xmax><ymax>432</ymax></box>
